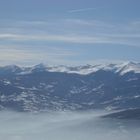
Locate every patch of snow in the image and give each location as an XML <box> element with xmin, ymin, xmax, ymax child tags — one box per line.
<box><xmin>126</xmin><ymin>78</ymin><xmax>138</xmax><ymax>82</ymax></box>
<box><xmin>3</xmin><ymin>80</ymin><xmax>11</xmax><ymax>85</ymax></box>
<box><xmin>134</xmin><ymin>95</ymin><xmax>140</xmax><ymax>98</ymax></box>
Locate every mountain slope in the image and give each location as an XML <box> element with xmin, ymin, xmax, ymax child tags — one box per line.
<box><xmin>102</xmin><ymin>108</ymin><xmax>140</xmax><ymax>120</ymax></box>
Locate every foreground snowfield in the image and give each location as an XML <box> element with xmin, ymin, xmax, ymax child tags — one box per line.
<box><xmin>0</xmin><ymin>110</ymin><xmax>140</xmax><ymax>140</ymax></box>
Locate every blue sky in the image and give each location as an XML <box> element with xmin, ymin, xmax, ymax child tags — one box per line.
<box><xmin>0</xmin><ymin>0</ymin><xmax>140</xmax><ymax>66</ymax></box>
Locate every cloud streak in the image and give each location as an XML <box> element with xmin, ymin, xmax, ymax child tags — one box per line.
<box><xmin>68</xmin><ymin>8</ymin><xmax>96</xmax><ymax>13</ymax></box>
<box><xmin>0</xmin><ymin>33</ymin><xmax>140</xmax><ymax>47</ymax></box>
<box><xmin>0</xmin><ymin>33</ymin><xmax>105</xmax><ymax>43</ymax></box>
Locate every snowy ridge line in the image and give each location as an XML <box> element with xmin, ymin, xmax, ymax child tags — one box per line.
<box><xmin>0</xmin><ymin>61</ymin><xmax>140</xmax><ymax>75</ymax></box>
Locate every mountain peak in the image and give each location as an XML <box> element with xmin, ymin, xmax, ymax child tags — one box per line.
<box><xmin>117</xmin><ymin>61</ymin><xmax>140</xmax><ymax>75</ymax></box>
<box><xmin>33</xmin><ymin>63</ymin><xmax>46</xmax><ymax>69</ymax></box>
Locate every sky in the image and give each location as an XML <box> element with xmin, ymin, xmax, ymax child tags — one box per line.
<box><xmin>0</xmin><ymin>0</ymin><xmax>140</xmax><ymax>66</ymax></box>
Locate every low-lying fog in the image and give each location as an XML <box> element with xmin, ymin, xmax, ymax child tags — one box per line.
<box><xmin>0</xmin><ymin>110</ymin><xmax>140</xmax><ymax>140</ymax></box>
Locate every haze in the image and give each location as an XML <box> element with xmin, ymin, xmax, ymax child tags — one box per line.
<box><xmin>0</xmin><ymin>111</ymin><xmax>140</xmax><ymax>140</ymax></box>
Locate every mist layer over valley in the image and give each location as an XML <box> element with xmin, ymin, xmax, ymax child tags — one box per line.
<box><xmin>0</xmin><ymin>110</ymin><xmax>140</xmax><ymax>140</ymax></box>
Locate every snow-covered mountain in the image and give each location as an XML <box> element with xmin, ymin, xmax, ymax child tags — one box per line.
<box><xmin>17</xmin><ymin>61</ymin><xmax>140</xmax><ymax>75</ymax></box>
<box><xmin>1</xmin><ymin>61</ymin><xmax>140</xmax><ymax>75</ymax></box>
<box><xmin>0</xmin><ymin>62</ymin><xmax>140</xmax><ymax>112</ymax></box>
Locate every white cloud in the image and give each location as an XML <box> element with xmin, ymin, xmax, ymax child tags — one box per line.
<box><xmin>0</xmin><ymin>33</ymin><xmax>105</xmax><ymax>43</ymax></box>
<box><xmin>0</xmin><ymin>33</ymin><xmax>140</xmax><ymax>47</ymax></box>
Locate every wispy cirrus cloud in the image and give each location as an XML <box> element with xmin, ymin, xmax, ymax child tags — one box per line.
<box><xmin>0</xmin><ymin>33</ymin><xmax>106</xmax><ymax>43</ymax></box>
<box><xmin>1</xmin><ymin>18</ymin><xmax>140</xmax><ymax>36</ymax></box>
<box><xmin>68</xmin><ymin>8</ymin><xmax>96</xmax><ymax>13</ymax></box>
<box><xmin>0</xmin><ymin>32</ymin><xmax>140</xmax><ymax>47</ymax></box>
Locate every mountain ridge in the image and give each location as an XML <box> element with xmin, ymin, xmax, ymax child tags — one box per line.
<box><xmin>1</xmin><ymin>61</ymin><xmax>140</xmax><ymax>75</ymax></box>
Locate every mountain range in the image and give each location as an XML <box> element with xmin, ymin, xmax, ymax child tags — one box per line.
<box><xmin>0</xmin><ymin>61</ymin><xmax>140</xmax><ymax>113</ymax></box>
